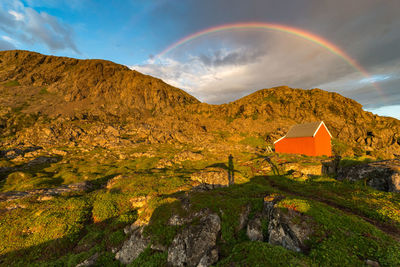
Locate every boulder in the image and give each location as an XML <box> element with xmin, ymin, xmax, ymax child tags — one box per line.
<box><xmin>190</xmin><ymin>167</ymin><xmax>230</xmax><ymax>189</ymax></box>
<box><xmin>246</xmin><ymin>214</ymin><xmax>263</xmax><ymax>241</ymax></box>
<box><xmin>337</xmin><ymin>159</ymin><xmax>400</xmax><ymax>192</ymax></box>
<box><xmin>115</xmin><ymin>226</ymin><xmax>150</xmax><ymax>264</ymax></box>
<box><xmin>26</xmin><ymin>156</ymin><xmax>60</xmax><ymax>167</ymax></box>
<box><xmin>167</xmin><ymin>209</ymin><xmax>221</xmax><ymax>267</ymax></box>
<box><xmin>281</xmin><ymin>162</ymin><xmax>322</xmax><ymax>177</ymax></box>
<box><xmin>173</xmin><ymin>151</ymin><xmax>204</xmax><ymax>163</ymax></box>
<box><xmin>76</xmin><ymin>252</ymin><xmax>99</xmax><ymax>267</ymax></box>
<box><xmin>263</xmin><ymin>194</ymin><xmax>313</xmax><ymax>253</ymax></box>
<box><xmin>237</xmin><ymin>203</ymin><xmax>251</xmax><ymax>231</ymax></box>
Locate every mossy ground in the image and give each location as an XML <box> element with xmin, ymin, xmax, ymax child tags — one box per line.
<box><xmin>0</xmin><ymin>145</ymin><xmax>399</xmax><ymax>266</ymax></box>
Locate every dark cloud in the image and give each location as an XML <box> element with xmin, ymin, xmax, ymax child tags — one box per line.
<box><xmin>135</xmin><ymin>0</ymin><xmax>400</xmax><ymax>111</ymax></box>
<box><xmin>197</xmin><ymin>48</ymin><xmax>266</xmax><ymax>67</ymax></box>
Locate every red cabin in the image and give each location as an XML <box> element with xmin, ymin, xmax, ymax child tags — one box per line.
<box><xmin>274</xmin><ymin>121</ymin><xmax>332</xmax><ymax>156</ymax></box>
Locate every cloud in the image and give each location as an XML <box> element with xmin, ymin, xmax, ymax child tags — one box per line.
<box><xmin>8</xmin><ymin>10</ymin><xmax>23</xmax><ymax>21</ymax></box>
<box><xmin>0</xmin><ymin>38</ymin><xmax>15</xmax><ymax>50</ymax></box>
<box><xmin>366</xmin><ymin>105</ymin><xmax>400</xmax><ymax>120</ymax></box>
<box><xmin>132</xmin><ymin>31</ymin><xmax>354</xmax><ymax>103</ymax></box>
<box><xmin>0</xmin><ymin>0</ymin><xmax>79</xmax><ymax>53</ymax></box>
<box><xmin>131</xmin><ymin>27</ymin><xmax>400</xmax><ymax>117</ymax></box>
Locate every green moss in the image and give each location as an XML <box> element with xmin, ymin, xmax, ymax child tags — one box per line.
<box><xmin>263</xmin><ymin>95</ymin><xmax>279</xmax><ymax>103</ymax></box>
<box><xmin>218</xmin><ymin>241</ymin><xmax>308</xmax><ymax>266</ymax></box>
<box><xmin>128</xmin><ymin>247</ymin><xmax>167</xmax><ymax>267</ymax></box>
<box><xmin>4</xmin><ymin>80</ymin><xmax>20</xmax><ymax>87</ymax></box>
<box><xmin>39</xmin><ymin>87</ymin><xmax>49</xmax><ymax>94</ymax></box>
<box><xmin>240</xmin><ymin>136</ymin><xmax>267</xmax><ymax>148</ymax></box>
<box><xmin>0</xmin><ymin>196</ymin><xmax>90</xmax><ymax>265</ymax></box>
<box><xmin>339</xmin><ymin>157</ymin><xmax>374</xmax><ymax>168</ymax></box>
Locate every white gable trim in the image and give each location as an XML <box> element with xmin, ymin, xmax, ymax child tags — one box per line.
<box><xmin>312</xmin><ymin>121</ymin><xmax>332</xmax><ymax>138</ymax></box>
<box><xmin>274</xmin><ymin>135</ymin><xmax>286</xmax><ymax>144</ymax></box>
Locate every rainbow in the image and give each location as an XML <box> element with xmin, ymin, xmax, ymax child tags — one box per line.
<box><xmin>157</xmin><ymin>22</ymin><xmax>383</xmax><ymax>95</ymax></box>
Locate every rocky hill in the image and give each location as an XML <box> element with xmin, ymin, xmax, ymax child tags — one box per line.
<box><xmin>0</xmin><ymin>50</ymin><xmax>399</xmax><ymax>158</ymax></box>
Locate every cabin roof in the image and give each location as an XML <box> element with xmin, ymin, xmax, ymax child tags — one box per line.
<box><xmin>274</xmin><ymin>121</ymin><xmax>332</xmax><ymax>144</ymax></box>
<box><xmin>286</xmin><ymin>121</ymin><xmax>324</xmax><ymax>138</ymax></box>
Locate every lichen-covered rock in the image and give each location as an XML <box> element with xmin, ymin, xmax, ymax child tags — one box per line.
<box><xmin>173</xmin><ymin>151</ymin><xmax>204</xmax><ymax>163</ymax></box>
<box><xmin>237</xmin><ymin>203</ymin><xmax>251</xmax><ymax>231</ymax></box>
<box><xmin>281</xmin><ymin>162</ymin><xmax>322</xmax><ymax>177</ymax></box>
<box><xmin>190</xmin><ymin>167</ymin><xmax>230</xmax><ymax>189</ymax></box>
<box><xmin>337</xmin><ymin>159</ymin><xmax>400</xmax><ymax>192</ymax></box>
<box><xmin>167</xmin><ymin>209</ymin><xmax>221</xmax><ymax>267</ymax></box>
<box><xmin>263</xmin><ymin>194</ymin><xmax>313</xmax><ymax>253</ymax></box>
<box><xmin>76</xmin><ymin>252</ymin><xmax>99</xmax><ymax>267</ymax></box>
<box><xmin>115</xmin><ymin>226</ymin><xmax>150</xmax><ymax>264</ymax></box>
<box><xmin>0</xmin><ymin>181</ymin><xmax>92</xmax><ymax>202</ymax></box>
<box><xmin>246</xmin><ymin>214</ymin><xmax>263</xmax><ymax>241</ymax></box>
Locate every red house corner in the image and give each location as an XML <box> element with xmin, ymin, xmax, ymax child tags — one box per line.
<box><xmin>274</xmin><ymin>121</ymin><xmax>332</xmax><ymax>157</ymax></box>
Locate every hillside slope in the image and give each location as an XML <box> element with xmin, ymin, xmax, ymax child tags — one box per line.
<box><xmin>0</xmin><ymin>50</ymin><xmax>399</xmax><ymax>158</ymax></box>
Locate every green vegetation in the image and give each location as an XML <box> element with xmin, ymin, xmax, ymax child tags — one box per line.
<box><xmin>4</xmin><ymin>80</ymin><xmax>20</xmax><ymax>87</ymax></box>
<box><xmin>39</xmin><ymin>87</ymin><xmax>49</xmax><ymax>94</ymax></box>
<box><xmin>339</xmin><ymin>156</ymin><xmax>374</xmax><ymax>168</ymax></box>
<box><xmin>0</xmin><ymin>146</ymin><xmax>399</xmax><ymax>266</ymax></box>
<box><xmin>240</xmin><ymin>135</ymin><xmax>267</xmax><ymax>148</ymax></box>
<box><xmin>262</xmin><ymin>95</ymin><xmax>279</xmax><ymax>103</ymax></box>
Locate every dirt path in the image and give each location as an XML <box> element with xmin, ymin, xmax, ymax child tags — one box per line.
<box><xmin>265</xmin><ymin>175</ymin><xmax>400</xmax><ymax>242</ymax></box>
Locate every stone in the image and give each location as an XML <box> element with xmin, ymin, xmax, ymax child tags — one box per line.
<box><xmin>37</xmin><ymin>195</ymin><xmax>54</xmax><ymax>201</ymax></box>
<box><xmin>282</xmin><ymin>162</ymin><xmax>322</xmax><ymax>177</ymax></box>
<box><xmin>365</xmin><ymin>259</ymin><xmax>380</xmax><ymax>267</ymax></box>
<box><xmin>106</xmin><ymin>175</ymin><xmax>124</xmax><ymax>189</ymax></box>
<box><xmin>130</xmin><ymin>196</ymin><xmax>148</xmax><ymax>209</ymax></box>
<box><xmin>156</xmin><ymin>158</ymin><xmax>174</xmax><ymax>168</ymax></box>
<box><xmin>115</xmin><ymin>226</ymin><xmax>150</xmax><ymax>264</ymax></box>
<box><xmin>337</xmin><ymin>159</ymin><xmax>400</xmax><ymax>192</ymax></box>
<box><xmin>76</xmin><ymin>252</ymin><xmax>99</xmax><ymax>267</ymax></box>
<box><xmin>167</xmin><ymin>210</ymin><xmax>221</xmax><ymax>267</ymax></box>
<box><xmin>246</xmin><ymin>215</ymin><xmax>263</xmax><ymax>241</ymax></box>
<box><xmin>197</xmin><ymin>248</ymin><xmax>219</xmax><ymax>267</ymax></box>
<box><xmin>237</xmin><ymin>203</ymin><xmax>251</xmax><ymax>231</ymax></box>
<box><xmin>173</xmin><ymin>151</ymin><xmax>203</xmax><ymax>163</ymax></box>
<box><xmin>264</xmin><ymin>194</ymin><xmax>313</xmax><ymax>253</ymax></box>
<box><xmin>190</xmin><ymin>167</ymin><xmax>230</xmax><ymax>189</ymax></box>
<box><xmin>26</xmin><ymin>156</ymin><xmax>59</xmax><ymax>167</ymax></box>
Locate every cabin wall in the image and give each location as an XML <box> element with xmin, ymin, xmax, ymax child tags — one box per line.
<box><xmin>314</xmin><ymin>126</ymin><xmax>332</xmax><ymax>156</ymax></box>
<box><xmin>275</xmin><ymin>136</ymin><xmax>316</xmax><ymax>156</ymax></box>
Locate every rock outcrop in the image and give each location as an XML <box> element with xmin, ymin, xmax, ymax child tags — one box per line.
<box><xmin>0</xmin><ymin>181</ymin><xmax>92</xmax><ymax>202</ymax></box>
<box><xmin>167</xmin><ymin>209</ymin><xmax>221</xmax><ymax>267</ymax></box>
<box><xmin>337</xmin><ymin>159</ymin><xmax>400</xmax><ymax>192</ymax></box>
<box><xmin>244</xmin><ymin>194</ymin><xmax>314</xmax><ymax>253</ymax></box>
<box><xmin>115</xmin><ymin>226</ymin><xmax>150</xmax><ymax>264</ymax></box>
<box><xmin>190</xmin><ymin>167</ymin><xmax>231</xmax><ymax>189</ymax></box>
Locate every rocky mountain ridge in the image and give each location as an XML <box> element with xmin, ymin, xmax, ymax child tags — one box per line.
<box><xmin>0</xmin><ymin>50</ymin><xmax>399</xmax><ymax>158</ymax></box>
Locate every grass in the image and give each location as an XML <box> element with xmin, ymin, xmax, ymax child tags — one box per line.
<box><xmin>339</xmin><ymin>156</ymin><xmax>374</xmax><ymax>168</ymax></box>
<box><xmin>240</xmin><ymin>136</ymin><xmax>267</xmax><ymax>148</ymax></box>
<box><xmin>267</xmin><ymin>174</ymin><xmax>400</xmax><ymax>228</ymax></box>
<box><xmin>1</xmin><ymin>146</ymin><xmax>400</xmax><ymax>266</ymax></box>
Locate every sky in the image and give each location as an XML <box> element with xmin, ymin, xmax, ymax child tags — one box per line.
<box><xmin>0</xmin><ymin>0</ymin><xmax>399</xmax><ymax>119</ymax></box>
